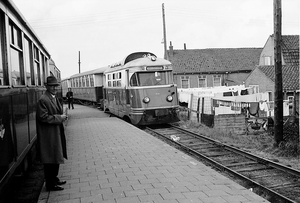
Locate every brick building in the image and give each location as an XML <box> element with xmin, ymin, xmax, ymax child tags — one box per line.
<box><xmin>166</xmin><ymin>42</ymin><xmax>262</xmax><ymax>88</ymax></box>
<box><xmin>245</xmin><ymin>35</ymin><xmax>299</xmax><ymax>114</ymax></box>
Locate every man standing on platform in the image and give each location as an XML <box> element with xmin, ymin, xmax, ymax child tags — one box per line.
<box><xmin>66</xmin><ymin>88</ymin><xmax>74</xmax><ymax>109</ymax></box>
<box><xmin>36</xmin><ymin>75</ymin><xmax>68</xmax><ymax>191</ymax></box>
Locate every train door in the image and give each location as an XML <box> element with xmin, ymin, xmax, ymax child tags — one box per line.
<box><xmin>124</xmin><ymin>70</ymin><xmax>131</xmax><ymax>114</ymax></box>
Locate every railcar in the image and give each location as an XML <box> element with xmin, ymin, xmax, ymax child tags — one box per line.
<box><xmin>0</xmin><ymin>0</ymin><xmax>61</xmax><ymax>193</ymax></box>
<box><xmin>63</xmin><ymin>66</ymin><xmax>108</xmax><ymax>108</ymax></box>
<box><xmin>103</xmin><ymin>52</ymin><xmax>179</xmax><ymax>125</ymax></box>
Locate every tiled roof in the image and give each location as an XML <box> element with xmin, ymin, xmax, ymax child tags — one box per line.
<box><xmin>258</xmin><ymin>65</ymin><xmax>299</xmax><ymax>91</ymax></box>
<box><xmin>168</xmin><ymin>48</ymin><xmax>262</xmax><ymax>74</ymax></box>
<box><xmin>281</xmin><ymin>35</ymin><xmax>299</xmax><ymax>65</ymax></box>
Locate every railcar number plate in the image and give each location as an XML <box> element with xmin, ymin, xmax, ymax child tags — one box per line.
<box><xmin>155</xmin><ymin>109</ymin><xmax>168</xmax><ymax>116</ymax></box>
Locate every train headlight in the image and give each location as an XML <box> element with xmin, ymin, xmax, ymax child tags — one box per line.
<box><xmin>166</xmin><ymin>95</ymin><xmax>173</xmax><ymax>102</ymax></box>
<box><xmin>143</xmin><ymin>96</ymin><xmax>150</xmax><ymax>103</ymax></box>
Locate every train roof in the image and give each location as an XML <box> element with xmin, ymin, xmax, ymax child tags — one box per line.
<box><xmin>105</xmin><ymin>52</ymin><xmax>171</xmax><ymax>73</ymax></box>
<box><xmin>69</xmin><ymin>66</ymin><xmax>109</xmax><ymax>78</ymax></box>
<box><xmin>6</xmin><ymin>0</ymin><xmax>50</xmax><ymax>57</ymax></box>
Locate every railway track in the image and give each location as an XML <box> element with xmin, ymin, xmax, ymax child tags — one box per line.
<box><xmin>145</xmin><ymin>124</ymin><xmax>300</xmax><ymax>203</ymax></box>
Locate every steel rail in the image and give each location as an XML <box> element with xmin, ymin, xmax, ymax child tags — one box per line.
<box><xmin>170</xmin><ymin>125</ymin><xmax>300</xmax><ymax>178</ymax></box>
<box><xmin>146</xmin><ymin>125</ymin><xmax>299</xmax><ymax>203</ymax></box>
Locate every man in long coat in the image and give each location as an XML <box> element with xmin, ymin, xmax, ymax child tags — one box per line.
<box><xmin>36</xmin><ymin>75</ymin><xmax>68</xmax><ymax>191</ymax></box>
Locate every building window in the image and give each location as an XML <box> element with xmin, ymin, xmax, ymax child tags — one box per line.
<box><xmin>264</xmin><ymin>56</ymin><xmax>272</xmax><ymax>65</ymax></box>
<box><xmin>180</xmin><ymin>76</ymin><xmax>189</xmax><ymax>88</ymax></box>
<box><xmin>288</xmin><ymin>96</ymin><xmax>294</xmax><ymax>106</ymax></box>
<box><xmin>198</xmin><ymin>75</ymin><xmax>207</xmax><ymax>87</ymax></box>
<box><xmin>213</xmin><ymin>75</ymin><xmax>221</xmax><ymax>87</ymax></box>
<box><xmin>267</xmin><ymin>91</ymin><xmax>273</xmax><ymax>101</ymax></box>
<box><xmin>249</xmin><ymin>85</ymin><xmax>259</xmax><ymax>93</ymax></box>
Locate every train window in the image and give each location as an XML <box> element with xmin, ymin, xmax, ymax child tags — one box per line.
<box><xmin>24</xmin><ymin>37</ymin><xmax>34</xmax><ymax>85</ymax></box>
<box><xmin>140</xmin><ymin>72</ymin><xmax>169</xmax><ymax>86</ymax></box>
<box><xmin>82</xmin><ymin>76</ymin><xmax>86</xmax><ymax>87</ymax></box>
<box><xmin>130</xmin><ymin>73</ymin><xmax>138</xmax><ymax>86</ymax></box>
<box><xmin>117</xmin><ymin>81</ymin><xmax>121</xmax><ymax>87</ymax></box>
<box><xmin>0</xmin><ymin>12</ymin><xmax>8</xmax><ymax>86</ymax></box>
<box><xmin>90</xmin><ymin>76</ymin><xmax>94</xmax><ymax>87</ymax></box>
<box><xmin>34</xmin><ymin>46</ymin><xmax>41</xmax><ymax>85</ymax></box>
<box><xmin>86</xmin><ymin>76</ymin><xmax>89</xmax><ymax>87</ymax></box>
<box><xmin>41</xmin><ymin>54</ymin><xmax>46</xmax><ymax>85</ymax></box>
<box><xmin>9</xmin><ymin>22</ymin><xmax>25</xmax><ymax>86</ymax></box>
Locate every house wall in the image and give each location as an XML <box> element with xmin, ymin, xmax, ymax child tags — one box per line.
<box><xmin>245</xmin><ymin>68</ymin><xmax>299</xmax><ymax>114</ymax></box>
<box><xmin>259</xmin><ymin>36</ymin><xmax>285</xmax><ymax>65</ymax></box>
<box><xmin>174</xmin><ymin>73</ymin><xmax>247</xmax><ymax>88</ymax></box>
<box><xmin>259</xmin><ymin>36</ymin><xmax>274</xmax><ymax>65</ymax></box>
<box><xmin>245</xmin><ymin>68</ymin><xmax>274</xmax><ymax>94</ymax></box>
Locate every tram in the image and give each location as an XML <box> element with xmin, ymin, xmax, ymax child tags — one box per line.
<box><xmin>103</xmin><ymin>52</ymin><xmax>179</xmax><ymax>125</ymax></box>
<box><xmin>0</xmin><ymin>0</ymin><xmax>61</xmax><ymax>193</ymax></box>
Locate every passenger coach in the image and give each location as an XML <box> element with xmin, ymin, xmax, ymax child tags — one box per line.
<box><xmin>0</xmin><ymin>0</ymin><xmax>60</xmax><ymax>193</ymax></box>
<box><xmin>62</xmin><ymin>66</ymin><xmax>108</xmax><ymax>108</ymax></box>
<box><xmin>104</xmin><ymin>52</ymin><xmax>179</xmax><ymax>125</ymax></box>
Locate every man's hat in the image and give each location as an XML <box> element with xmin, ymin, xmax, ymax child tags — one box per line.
<box><xmin>45</xmin><ymin>76</ymin><xmax>60</xmax><ymax>86</ymax></box>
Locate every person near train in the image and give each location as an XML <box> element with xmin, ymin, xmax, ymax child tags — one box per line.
<box><xmin>66</xmin><ymin>88</ymin><xmax>74</xmax><ymax>109</ymax></box>
<box><xmin>36</xmin><ymin>75</ymin><xmax>68</xmax><ymax>191</ymax></box>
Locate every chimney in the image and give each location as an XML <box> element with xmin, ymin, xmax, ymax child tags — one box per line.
<box><xmin>184</xmin><ymin>43</ymin><xmax>186</xmax><ymax>50</ymax></box>
<box><xmin>169</xmin><ymin>41</ymin><xmax>174</xmax><ymax>56</ymax></box>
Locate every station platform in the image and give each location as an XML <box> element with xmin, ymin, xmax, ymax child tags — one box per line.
<box><xmin>38</xmin><ymin>104</ymin><xmax>269</xmax><ymax>203</ymax></box>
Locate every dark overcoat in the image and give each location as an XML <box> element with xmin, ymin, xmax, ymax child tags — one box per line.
<box><xmin>36</xmin><ymin>91</ymin><xmax>67</xmax><ymax>164</ymax></box>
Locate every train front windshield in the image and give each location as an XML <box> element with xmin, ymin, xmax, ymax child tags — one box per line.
<box><xmin>130</xmin><ymin>71</ymin><xmax>173</xmax><ymax>87</ymax></box>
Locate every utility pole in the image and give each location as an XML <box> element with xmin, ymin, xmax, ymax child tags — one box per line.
<box><xmin>273</xmin><ymin>0</ymin><xmax>283</xmax><ymax>146</ymax></box>
<box><xmin>78</xmin><ymin>51</ymin><xmax>81</xmax><ymax>74</ymax></box>
<box><xmin>162</xmin><ymin>3</ymin><xmax>168</xmax><ymax>60</ymax></box>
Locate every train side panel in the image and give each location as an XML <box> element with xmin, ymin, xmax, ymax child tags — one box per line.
<box><xmin>0</xmin><ymin>1</ymin><xmax>61</xmax><ymax>193</ymax></box>
<box><xmin>0</xmin><ymin>87</ymin><xmax>45</xmax><ymax>192</ymax></box>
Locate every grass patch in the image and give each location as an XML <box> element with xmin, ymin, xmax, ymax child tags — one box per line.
<box><xmin>176</xmin><ymin>116</ymin><xmax>300</xmax><ymax>170</ymax></box>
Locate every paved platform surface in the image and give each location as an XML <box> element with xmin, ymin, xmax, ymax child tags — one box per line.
<box><xmin>38</xmin><ymin>104</ymin><xmax>270</xmax><ymax>203</ymax></box>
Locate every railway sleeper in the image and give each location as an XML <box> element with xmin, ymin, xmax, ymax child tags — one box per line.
<box><xmin>250</xmin><ymin>171</ymin><xmax>283</xmax><ymax>179</ymax></box>
<box><xmin>190</xmin><ymin>146</ymin><xmax>220</xmax><ymax>151</ymax></box>
<box><xmin>201</xmin><ymin>151</ymin><xmax>232</xmax><ymax>157</ymax></box>
<box><xmin>178</xmin><ymin>138</ymin><xmax>201</xmax><ymax>143</ymax></box>
<box><xmin>269</xmin><ymin>181</ymin><xmax>300</xmax><ymax>190</ymax></box>
<box><xmin>180</xmin><ymin>142</ymin><xmax>212</xmax><ymax>147</ymax></box>
<box><xmin>225</xmin><ymin>161</ymin><xmax>257</xmax><ymax>167</ymax></box>
<box><xmin>234</xmin><ymin>165</ymin><xmax>273</xmax><ymax>173</ymax></box>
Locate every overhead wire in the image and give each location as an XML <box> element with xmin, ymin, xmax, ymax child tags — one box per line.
<box><xmin>27</xmin><ymin>5</ymin><xmax>298</xmax><ymax>30</ymax></box>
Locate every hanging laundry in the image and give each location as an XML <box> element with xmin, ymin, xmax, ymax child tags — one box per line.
<box><xmin>249</xmin><ymin>102</ymin><xmax>259</xmax><ymax>116</ymax></box>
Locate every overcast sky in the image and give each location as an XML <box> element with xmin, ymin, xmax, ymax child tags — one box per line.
<box><xmin>12</xmin><ymin>0</ymin><xmax>299</xmax><ymax>79</ymax></box>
